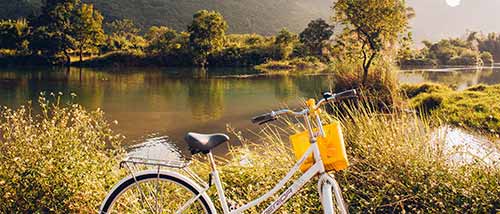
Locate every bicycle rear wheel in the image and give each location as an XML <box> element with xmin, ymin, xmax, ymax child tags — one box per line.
<box><xmin>100</xmin><ymin>170</ymin><xmax>214</xmax><ymax>214</ymax></box>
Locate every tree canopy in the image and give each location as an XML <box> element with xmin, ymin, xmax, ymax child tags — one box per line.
<box><xmin>71</xmin><ymin>3</ymin><xmax>105</xmax><ymax>63</ymax></box>
<box><xmin>299</xmin><ymin>19</ymin><xmax>334</xmax><ymax>57</ymax></box>
<box><xmin>333</xmin><ymin>0</ymin><xmax>409</xmax><ymax>84</ymax></box>
<box><xmin>188</xmin><ymin>10</ymin><xmax>228</xmax><ymax>66</ymax></box>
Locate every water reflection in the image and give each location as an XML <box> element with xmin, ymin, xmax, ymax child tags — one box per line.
<box><xmin>399</xmin><ymin>66</ymin><xmax>500</xmax><ymax>90</ymax></box>
<box><xmin>1</xmin><ymin>66</ymin><xmax>500</xmax><ymax>153</ymax></box>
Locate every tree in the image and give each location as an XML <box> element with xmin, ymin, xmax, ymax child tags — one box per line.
<box><xmin>0</xmin><ymin>19</ymin><xmax>30</xmax><ymax>53</ymax></box>
<box><xmin>105</xmin><ymin>19</ymin><xmax>140</xmax><ymax>37</ymax></box>
<box><xmin>299</xmin><ymin>19</ymin><xmax>334</xmax><ymax>57</ymax></box>
<box><xmin>71</xmin><ymin>4</ymin><xmax>105</xmax><ymax>64</ymax></box>
<box><xmin>188</xmin><ymin>10</ymin><xmax>228</xmax><ymax>67</ymax></box>
<box><xmin>104</xmin><ymin>19</ymin><xmax>146</xmax><ymax>52</ymax></box>
<box><xmin>146</xmin><ymin>26</ymin><xmax>182</xmax><ymax>55</ymax></box>
<box><xmin>31</xmin><ymin>0</ymin><xmax>81</xmax><ymax>65</ymax></box>
<box><xmin>333</xmin><ymin>0</ymin><xmax>409</xmax><ymax>85</ymax></box>
<box><xmin>274</xmin><ymin>28</ymin><xmax>298</xmax><ymax>60</ymax></box>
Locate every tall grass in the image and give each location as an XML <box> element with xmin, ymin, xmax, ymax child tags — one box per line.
<box><xmin>191</xmin><ymin>103</ymin><xmax>499</xmax><ymax>213</ymax></box>
<box><xmin>0</xmin><ymin>96</ymin><xmax>124</xmax><ymax>213</ymax></box>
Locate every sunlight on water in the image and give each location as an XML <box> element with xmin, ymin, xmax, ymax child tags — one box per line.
<box><xmin>433</xmin><ymin>126</ymin><xmax>500</xmax><ymax>166</ymax></box>
<box><xmin>127</xmin><ymin>135</ymin><xmax>185</xmax><ymax>161</ymax></box>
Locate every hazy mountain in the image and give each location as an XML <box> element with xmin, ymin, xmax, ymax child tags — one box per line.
<box><xmin>0</xmin><ymin>0</ymin><xmax>332</xmax><ymax>35</ymax></box>
<box><xmin>3</xmin><ymin>0</ymin><xmax>499</xmax><ymax>43</ymax></box>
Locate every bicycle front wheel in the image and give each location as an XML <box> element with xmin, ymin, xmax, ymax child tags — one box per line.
<box><xmin>100</xmin><ymin>170</ymin><xmax>215</xmax><ymax>214</ymax></box>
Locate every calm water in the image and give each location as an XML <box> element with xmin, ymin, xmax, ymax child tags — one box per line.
<box><xmin>0</xmin><ymin>66</ymin><xmax>499</xmax><ymax>157</ymax></box>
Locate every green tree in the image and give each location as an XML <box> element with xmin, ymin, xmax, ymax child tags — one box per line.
<box><xmin>333</xmin><ymin>0</ymin><xmax>409</xmax><ymax>85</ymax></box>
<box><xmin>71</xmin><ymin>4</ymin><xmax>105</xmax><ymax>64</ymax></box>
<box><xmin>188</xmin><ymin>10</ymin><xmax>228</xmax><ymax>67</ymax></box>
<box><xmin>478</xmin><ymin>33</ymin><xmax>500</xmax><ymax>61</ymax></box>
<box><xmin>104</xmin><ymin>19</ymin><xmax>146</xmax><ymax>52</ymax></box>
<box><xmin>105</xmin><ymin>19</ymin><xmax>139</xmax><ymax>37</ymax></box>
<box><xmin>146</xmin><ymin>26</ymin><xmax>181</xmax><ymax>55</ymax></box>
<box><xmin>274</xmin><ymin>28</ymin><xmax>298</xmax><ymax>60</ymax></box>
<box><xmin>0</xmin><ymin>19</ymin><xmax>30</xmax><ymax>53</ymax></box>
<box><xmin>31</xmin><ymin>0</ymin><xmax>81</xmax><ymax>65</ymax></box>
<box><xmin>299</xmin><ymin>19</ymin><xmax>334</xmax><ymax>57</ymax></box>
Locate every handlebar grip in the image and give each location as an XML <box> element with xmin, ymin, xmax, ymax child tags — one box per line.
<box><xmin>335</xmin><ymin>89</ymin><xmax>358</xmax><ymax>100</ymax></box>
<box><xmin>251</xmin><ymin>113</ymin><xmax>277</xmax><ymax>125</ymax></box>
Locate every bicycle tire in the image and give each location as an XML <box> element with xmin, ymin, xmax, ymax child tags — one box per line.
<box><xmin>100</xmin><ymin>170</ymin><xmax>215</xmax><ymax>214</ymax></box>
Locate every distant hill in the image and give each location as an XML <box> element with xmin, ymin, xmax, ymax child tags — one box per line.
<box><xmin>0</xmin><ymin>0</ymin><xmax>333</xmax><ymax>35</ymax></box>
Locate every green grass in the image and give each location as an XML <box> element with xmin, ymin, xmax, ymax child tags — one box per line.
<box><xmin>403</xmin><ymin>83</ymin><xmax>500</xmax><ymax>136</ymax></box>
<box><xmin>255</xmin><ymin>57</ymin><xmax>326</xmax><ymax>73</ymax></box>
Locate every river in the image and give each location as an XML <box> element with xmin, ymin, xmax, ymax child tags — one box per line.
<box><xmin>0</xmin><ymin>66</ymin><xmax>499</xmax><ymax>159</ymax></box>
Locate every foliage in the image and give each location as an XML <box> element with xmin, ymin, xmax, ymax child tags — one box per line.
<box><xmin>188</xmin><ymin>10</ymin><xmax>228</xmax><ymax>66</ymax></box>
<box><xmin>0</xmin><ymin>96</ymin><xmax>124</xmax><ymax>213</ymax></box>
<box><xmin>273</xmin><ymin>28</ymin><xmax>298</xmax><ymax>60</ymax></box>
<box><xmin>474</xmin><ymin>32</ymin><xmax>500</xmax><ymax>61</ymax></box>
<box><xmin>31</xmin><ymin>0</ymin><xmax>82</xmax><ymax>65</ymax></box>
<box><xmin>70</xmin><ymin>3</ymin><xmax>105</xmax><ymax>63</ymax></box>
<box><xmin>331</xmin><ymin>61</ymin><xmax>399</xmax><ymax>110</ymax></box>
<box><xmin>0</xmin><ymin>19</ymin><xmax>30</xmax><ymax>53</ymax></box>
<box><xmin>0</xmin><ymin>0</ymin><xmax>332</xmax><ymax>36</ymax></box>
<box><xmin>102</xmin><ymin>19</ymin><xmax>146</xmax><ymax>53</ymax></box>
<box><xmin>333</xmin><ymin>0</ymin><xmax>409</xmax><ymax>84</ymax></box>
<box><xmin>145</xmin><ymin>26</ymin><xmax>187</xmax><ymax>56</ymax></box>
<box><xmin>255</xmin><ymin>57</ymin><xmax>324</xmax><ymax>73</ymax></box>
<box><xmin>299</xmin><ymin>19</ymin><xmax>334</xmax><ymax>57</ymax></box>
<box><xmin>407</xmin><ymin>83</ymin><xmax>500</xmax><ymax>134</ymax></box>
<box><xmin>399</xmin><ymin>82</ymin><xmax>451</xmax><ymax>98</ymax></box>
<box><xmin>480</xmin><ymin>51</ymin><xmax>494</xmax><ymax>65</ymax></box>
<box><xmin>400</xmin><ymin>37</ymin><xmax>489</xmax><ymax>66</ymax></box>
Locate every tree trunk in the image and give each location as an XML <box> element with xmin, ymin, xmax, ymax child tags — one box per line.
<box><xmin>64</xmin><ymin>50</ymin><xmax>71</xmax><ymax>67</ymax></box>
<box><xmin>79</xmin><ymin>47</ymin><xmax>83</xmax><ymax>67</ymax></box>
<box><xmin>362</xmin><ymin>51</ymin><xmax>377</xmax><ymax>86</ymax></box>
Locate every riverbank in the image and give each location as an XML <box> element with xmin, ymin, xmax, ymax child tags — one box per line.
<box><xmin>402</xmin><ymin>83</ymin><xmax>500</xmax><ymax>137</ymax></box>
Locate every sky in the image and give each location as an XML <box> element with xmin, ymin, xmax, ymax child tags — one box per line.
<box><xmin>408</xmin><ymin>0</ymin><xmax>500</xmax><ymax>45</ymax></box>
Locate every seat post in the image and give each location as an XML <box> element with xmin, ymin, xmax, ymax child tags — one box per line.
<box><xmin>206</xmin><ymin>151</ymin><xmax>230</xmax><ymax>213</ymax></box>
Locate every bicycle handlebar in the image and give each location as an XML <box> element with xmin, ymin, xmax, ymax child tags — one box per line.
<box><xmin>251</xmin><ymin>89</ymin><xmax>358</xmax><ymax>125</ymax></box>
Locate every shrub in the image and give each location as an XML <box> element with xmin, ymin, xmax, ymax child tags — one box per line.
<box><xmin>0</xmin><ymin>96</ymin><xmax>124</xmax><ymax>213</ymax></box>
<box><xmin>480</xmin><ymin>51</ymin><xmax>494</xmax><ymax>65</ymax></box>
<box><xmin>331</xmin><ymin>62</ymin><xmax>399</xmax><ymax>110</ymax></box>
<box><xmin>448</xmin><ymin>50</ymin><xmax>481</xmax><ymax>65</ymax></box>
<box><xmin>399</xmin><ymin>82</ymin><xmax>451</xmax><ymax>98</ymax></box>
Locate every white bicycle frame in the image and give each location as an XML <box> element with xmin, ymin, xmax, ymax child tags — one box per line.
<box><xmin>176</xmin><ymin>107</ymin><xmax>348</xmax><ymax>214</ymax></box>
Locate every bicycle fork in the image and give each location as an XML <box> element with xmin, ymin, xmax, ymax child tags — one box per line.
<box><xmin>318</xmin><ymin>173</ymin><xmax>348</xmax><ymax>214</ymax></box>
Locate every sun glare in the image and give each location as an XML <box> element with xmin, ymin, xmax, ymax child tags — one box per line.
<box><xmin>446</xmin><ymin>0</ymin><xmax>461</xmax><ymax>7</ymax></box>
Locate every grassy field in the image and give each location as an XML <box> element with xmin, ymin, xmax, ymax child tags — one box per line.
<box><xmin>402</xmin><ymin>83</ymin><xmax>500</xmax><ymax>137</ymax></box>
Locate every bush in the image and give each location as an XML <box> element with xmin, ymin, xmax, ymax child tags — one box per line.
<box><xmin>448</xmin><ymin>50</ymin><xmax>481</xmax><ymax>65</ymax></box>
<box><xmin>400</xmin><ymin>82</ymin><xmax>451</xmax><ymax>98</ymax></box>
<box><xmin>0</xmin><ymin>96</ymin><xmax>123</xmax><ymax>213</ymax></box>
<box><xmin>331</xmin><ymin>62</ymin><xmax>399</xmax><ymax>110</ymax></box>
<box><xmin>480</xmin><ymin>51</ymin><xmax>494</xmax><ymax>65</ymax></box>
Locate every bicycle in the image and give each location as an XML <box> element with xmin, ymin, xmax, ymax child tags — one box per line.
<box><xmin>99</xmin><ymin>89</ymin><xmax>358</xmax><ymax>214</ymax></box>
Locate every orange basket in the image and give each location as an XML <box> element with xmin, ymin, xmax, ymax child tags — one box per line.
<box><xmin>289</xmin><ymin>121</ymin><xmax>348</xmax><ymax>172</ymax></box>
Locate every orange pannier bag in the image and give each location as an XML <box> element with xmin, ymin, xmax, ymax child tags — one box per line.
<box><xmin>289</xmin><ymin>121</ymin><xmax>348</xmax><ymax>172</ymax></box>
